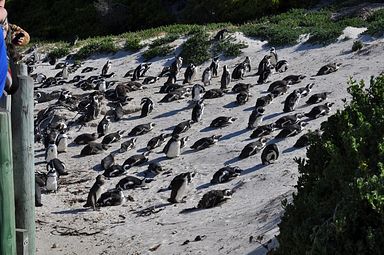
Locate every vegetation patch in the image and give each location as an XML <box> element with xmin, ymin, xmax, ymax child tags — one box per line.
<box><xmin>180</xmin><ymin>31</ymin><xmax>211</xmax><ymax>65</ymax></box>
<box><xmin>275</xmin><ymin>74</ymin><xmax>384</xmax><ymax>254</ymax></box>
<box><xmin>47</xmin><ymin>45</ymin><xmax>70</xmax><ymax>60</ymax></box>
<box><xmin>352</xmin><ymin>40</ymin><xmax>363</xmax><ymax>51</ymax></box>
<box><xmin>364</xmin><ymin>9</ymin><xmax>384</xmax><ymax>36</ymax></box>
<box><xmin>240</xmin><ymin>9</ymin><xmax>368</xmax><ymax>46</ymax></box>
<box><xmin>74</xmin><ymin>37</ymin><xmax>118</xmax><ymax>60</ymax></box>
<box><xmin>213</xmin><ymin>35</ymin><xmax>248</xmax><ymax>57</ymax></box>
<box><xmin>142</xmin><ymin>45</ymin><xmax>173</xmax><ymax>61</ymax></box>
<box><xmin>124</xmin><ymin>34</ymin><xmax>144</xmax><ymax>52</ymax></box>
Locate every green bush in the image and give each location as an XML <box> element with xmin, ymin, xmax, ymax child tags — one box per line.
<box><xmin>364</xmin><ymin>9</ymin><xmax>384</xmax><ymax>36</ymax></box>
<box><xmin>124</xmin><ymin>35</ymin><xmax>144</xmax><ymax>52</ymax></box>
<box><xmin>352</xmin><ymin>40</ymin><xmax>363</xmax><ymax>51</ymax></box>
<box><xmin>180</xmin><ymin>31</ymin><xmax>211</xmax><ymax>65</ymax></box>
<box><xmin>213</xmin><ymin>35</ymin><xmax>248</xmax><ymax>57</ymax></box>
<box><xmin>275</xmin><ymin>75</ymin><xmax>384</xmax><ymax>254</ymax></box>
<box><xmin>47</xmin><ymin>45</ymin><xmax>70</xmax><ymax>59</ymax></box>
<box><xmin>74</xmin><ymin>37</ymin><xmax>118</xmax><ymax>60</ymax></box>
<box><xmin>142</xmin><ymin>45</ymin><xmax>173</xmax><ymax>61</ymax></box>
<box><xmin>150</xmin><ymin>34</ymin><xmax>179</xmax><ymax>48</ymax></box>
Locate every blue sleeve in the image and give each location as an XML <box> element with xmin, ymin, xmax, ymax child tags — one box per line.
<box><xmin>0</xmin><ymin>27</ymin><xmax>8</xmax><ymax>98</ymax></box>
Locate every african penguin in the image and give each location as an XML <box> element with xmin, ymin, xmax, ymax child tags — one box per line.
<box><xmin>210</xmin><ymin>116</ymin><xmax>237</xmax><ymax>128</ymax></box>
<box><xmin>191</xmin><ymin>99</ymin><xmax>204</xmax><ymax>123</ymax></box>
<box><xmin>316</xmin><ymin>63</ymin><xmax>342</xmax><ymax>76</ymax></box>
<box><xmin>163</xmin><ymin>134</ymin><xmax>181</xmax><ymax>159</ymax></box>
<box><xmin>275</xmin><ymin>122</ymin><xmax>308</xmax><ymax>139</ymax></box>
<box><xmin>306</xmin><ymin>92</ymin><xmax>332</xmax><ymax>105</ymax></box>
<box><xmin>120</xmin><ymin>138</ymin><xmax>137</xmax><ymax>153</ymax></box>
<box><xmin>97</xmin><ymin>116</ymin><xmax>111</xmax><ymax>138</ymax></box>
<box><xmin>210</xmin><ymin>166</ymin><xmax>243</xmax><ymax>184</ymax></box>
<box><xmin>83</xmin><ymin>175</ymin><xmax>105</xmax><ymax>210</ymax></box>
<box><xmin>168</xmin><ymin>172</ymin><xmax>195</xmax><ymax>203</ymax></box>
<box><xmin>116</xmin><ymin>176</ymin><xmax>152</xmax><ymax>190</ymax></box>
<box><xmin>101</xmin><ymin>153</ymin><xmax>115</xmax><ymax>170</ymax></box>
<box><xmin>183</xmin><ymin>63</ymin><xmax>197</xmax><ymax>84</ymax></box>
<box><xmin>128</xmin><ymin>123</ymin><xmax>155</xmax><ymax>136</ymax></box>
<box><xmin>96</xmin><ymin>188</ymin><xmax>125</xmax><ymax>207</ymax></box>
<box><xmin>122</xmin><ymin>152</ymin><xmax>150</xmax><ymax>171</ymax></box>
<box><xmin>283</xmin><ymin>89</ymin><xmax>302</xmax><ymax>113</ymax></box>
<box><xmin>190</xmin><ymin>135</ymin><xmax>222</xmax><ymax>151</ymax></box>
<box><xmin>192</xmin><ymin>84</ymin><xmax>206</xmax><ymax>102</ymax></box>
<box><xmin>275</xmin><ymin>60</ymin><xmax>288</xmax><ymax>73</ymax></box>
<box><xmin>261</xmin><ymin>144</ymin><xmax>279</xmax><ymax>165</ymax></box>
<box><xmin>248</xmin><ymin>107</ymin><xmax>265</xmax><ymax>129</ymax></box>
<box><xmin>45</xmin><ymin>143</ymin><xmax>58</xmax><ymax>163</ymax></box>
<box><xmin>220</xmin><ymin>65</ymin><xmax>231</xmax><ymax>90</ymax></box>
<box><xmin>140</xmin><ymin>97</ymin><xmax>154</xmax><ymax>118</ymax></box>
<box><xmin>202</xmin><ymin>67</ymin><xmax>212</xmax><ymax>86</ymax></box>
<box><xmin>47</xmin><ymin>158</ymin><xmax>68</xmax><ymax>176</ymax></box>
<box><xmin>239</xmin><ymin>138</ymin><xmax>268</xmax><ymax>159</ymax></box>
<box><xmin>74</xmin><ymin>133</ymin><xmax>98</xmax><ymax>145</ymax></box>
<box><xmin>197</xmin><ymin>189</ymin><xmax>233</xmax><ymax>209</ymax></box>
<box><xmin>101</xmin><ymin>60</ymin><xmax>111</xmax><ymax>76</ymax></box>
<box><xmin>147</xmin><ymin>133</ymin><xmax>170</xmax><ymax>151</ymax></box>
<box><xmin>304</xmin><ymin>102</ymin><xmax>334</xmax><ymax>119</ymax></box>
<box><xmin>209</xmin><ymin>57</ymin><xmax>220</xmax><ymax>77</ymax></box>
<box><xmin>56</xmin><ymin>131</ymin><xmax>68</xmax><ymax>153</ymax></box>
<box><xmin>255</xmin><ymin>94</ymin><xmax>274</xmax><ymax>108</ymax></box>
<box><xmin>46</xmin><ymin>167</ymin><xmax>58</xmax><ymax>192</ymax></box>
<box><xmin>236</xmin><ymin>90</ymin><xmax>250</xmax><ymax>105</ymax></box>
<box><xmin>250</xmin><ymin>123</ymin><xmax>276</xmax><ymax>139</ymax></box>
<box><xmin>173</xmin><ymin>120</ymin><xmax>193</xmax><ymax>136</ymax></box>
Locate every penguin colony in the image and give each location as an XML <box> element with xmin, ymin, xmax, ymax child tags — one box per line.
<box><xmin>30</xmin><ymin>29</ymin><xmax>358</xmax><ymax>249</ymax></box>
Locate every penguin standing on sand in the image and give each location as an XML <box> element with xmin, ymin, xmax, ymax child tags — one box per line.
<box><xmin>209</xmin><ymin>57</ymin><xmax>220</xmax><ymax>77</ymax></box>
<box><xmin>192</xmin><ymin>99</ymin><xmax>204</xmax><ymax>123</ymax></box>
<box><xmin>97</xmin><ymin>116</ymin><xmax>111</xmax><ymax>138</ymax></box>
<box><xmin>56</xmin><ymin>131</ymin><xmax>68</xmax><ymax>153</ymax></box>
<box><xmin>202</xmin><ymin>67</ymin><xmax>212</xmax><ymax>86</ymax></box>
<box><xmin>46</xmin><ymin>167</ymin><xmax>58</xmax><ymax>192</ymax></box>
<box><xmin>220</xmin><ymin>65</ymin><xmax>231</xmax><ymax>90</ymax></box>
<box><xmin>232</xmin><ymin>63</ymin><xmax>246</xmax><ymax>80</ymax></box>
<box><xmin>84</xmin><ymin>175</ymin><xmax>106</xmax><ymax>210</ymax></box>
<box><xmin>283</xmin><ymin>89</ymin><xmax>302</xmax><ymax>113</ymax></box>
<box><xmin>168</xmin><ymin>172</ymin><xmax>195</xmax><ymax>203</ymax></box>
<box><xmin>243</xmin><ymin>56</ymin><xmax>251</xmax><ymax>72</ymax></box>
<box><xmin>269</xmin><ymin>47</ymin><xmax>278</xmax><ymax>67</ymax></box>
<box><xmin>261</xmin><ymin>144</ymin><xmax>279</xmax><ymax>165</ymax></box>
<box><xmin>248</xmin><ymin>107</ymin><xmax>265</xmax><ymax>129</ymax></box>
<box><xmin>45</xmin><ymin>142</ymin><xmax>58</xmax><ymax>163</ymax></box>
<box><xmin>131</xmin><ymin>64</ymin><xmax>142</xmax><ymax>81</ymax></box>
<box><xmin>140</xmin><ymin>97</ymin><xmax>154</xmax><ymax>118</ymax></box>
<box><xmin>101</xmin><ymin>60</ymin><xmax>111</xmax><ymax>76</ymax></box>
<box><xmin>163</xmin><ymin>134</ymin><xmax>181</xmax><ymax>159</ymax></box>
<box><xmin>256</xmin><ymin>55</ymin><xmax>272</xmax><ymax>76</ymax></box>
<box><xmin>183</xmin><ymin>64</ymin><xmax>197</xmax><ymax>84</ymax></box>
<box><xmin>192</xmin><ymin>84</ymin><xmax>205</xmax><ymax>103</ymax></box>
<box><xmin>62</xmin><ymin>64</ymin><xmax>69</xmax><ymax>80</ymax></box>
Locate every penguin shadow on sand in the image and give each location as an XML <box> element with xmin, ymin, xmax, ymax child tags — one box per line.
<box><xmin>52</xmin><ymin>207</ymin><xmax>90</xmax><ymax>215</ymax></box>
<box><xmin>92</xmin><ymin>164</ymin><xmax>104</xmax><ymax>172</ymax></box>
<box><xmin>283</xmin><ymin>146</ymin><xmax>301</xmax><ymax>154</ymax></box>
<box><xmin>241</xmin><ymin>163</ymin><xmax>267</xmax><ymax>175</ymax></box>
<box><xmin>199</xmin><ymin>126</ymin><xmax>215</xmax><ymax>133</ymax></box>
<box><xmin>263</xmin><ymin>111</ymin><xmax>285</xmax><ymax>122</ymax></box>
<box><xmin>243</xmin><ymin>106</ymin><xmax>254</xmax><ymax>112</ymax></box>
<box><xmin>125</xmin><ymin>115</ymin><xmax>143</xmax><ymax>121</ymax></box>
<box><xmin>223</xmin><ymin>101</ymin><xmax>239</xmax><ymax>109</ymax></box>
<box><xmin>224</xmin><ymin>156</ymin><xmax>242</xmax><ymax>166</ymax></box>
<box><xmin>153</xmin><ymin>105</ymin><xmax>190</xmax><ymax>119</ymax></box>
<box><xmin>220</xmin><ymin>128</ymin><xmax>249</xmax><ymax>141</ymax></box>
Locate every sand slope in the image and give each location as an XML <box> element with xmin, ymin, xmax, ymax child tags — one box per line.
<box><xmin>33</xmin><ymin>31</ymin><xmax>384</xmax><ymax>255</ymax></box>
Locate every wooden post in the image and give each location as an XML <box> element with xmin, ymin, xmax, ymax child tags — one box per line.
<box><xmin>11</xmin><ymin>63</ymin><xmax>35</xmax><ymax>255</ymax></box>
<box><xmin>0</xmin><ymin>108</ymin><xmax>17</xmax><ymax>255</ymax></box>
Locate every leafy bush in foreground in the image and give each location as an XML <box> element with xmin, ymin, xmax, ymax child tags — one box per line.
<box><xmin>275</xmin><ymin>75</ymin><xmax>384</xmax><ymax>254</ymax></box>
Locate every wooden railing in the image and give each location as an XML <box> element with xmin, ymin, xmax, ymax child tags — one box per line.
<box><xmin>0</xmin><ymin>62</ymin><xmax>35</xmax><ymax>255</ymax></box>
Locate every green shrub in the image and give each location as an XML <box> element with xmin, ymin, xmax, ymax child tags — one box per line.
<box><xmin>149</xmin><ymin>34</ymin><xmax>180</xmax><ymax>48</ymax></box>
<box><xmin>180</xmin><ymin>31</ymin><xmax>211</xmax><ymax>65</ymax></box>
<box><xmin>213</xmin><ymin>35</ymin><xmax>248</xmax><ymax>57</ymax></box>
<box><xmin>142</xmin><ymin>45</ymin><xmax>173</xmax><ymax>61</ymax></box>
<box><xmin>47</xmin><ymin>45</ymin><xmax>70</xmax><ymax>59</ymax></box>
<box><xmin>352</xmin><ymin>40</ymin><xmax>363</xmax><ymax>52</ymax></box>
<box><xmin>275</xmin><ymin>75</ymin><xmax>384</xmax><ymax>254</ymax></box>
<box><xmin>124</xmin><ymin>35</ymin><xmax>144</xmax><ymax>52</ymax></box>
<box><xmin>74</xmin><ymin>37</ymin><xmax>118</xmax><ymax>60</ymax></box>
<box><xmin>364</xmin><ymin>9</ymin><xmax>384</xmax><ymax>36</ymax></box>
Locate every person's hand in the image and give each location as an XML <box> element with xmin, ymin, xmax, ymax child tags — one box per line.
<box><xmin>12</xmin><ymin>32</ymin><xmax>24</xmax><ymax>45</ymax></box>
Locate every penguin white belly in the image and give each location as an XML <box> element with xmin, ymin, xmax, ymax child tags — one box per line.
<box><xmin>46</xmin><ymin>146</ymin><xmax>58</xmax><ymax>162</ymax></box>
<box><xmin>57</xmin><ymin>137</ymin><xmax>68</xmax><ymax>153</ymax></box>
<box><xmin>175</xmin><ymin>180</ymin><xmax>187</xmax><ymax>202</ymax></box>
<box><xmin>46</xmin><ymin>176</ymin><xmax>58</xmax><ymax>191</ymax></box>
<box><xmin>167</xmin><ymin>141</ymin><xmax>180</xmax><ymax>158</ymax></box>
